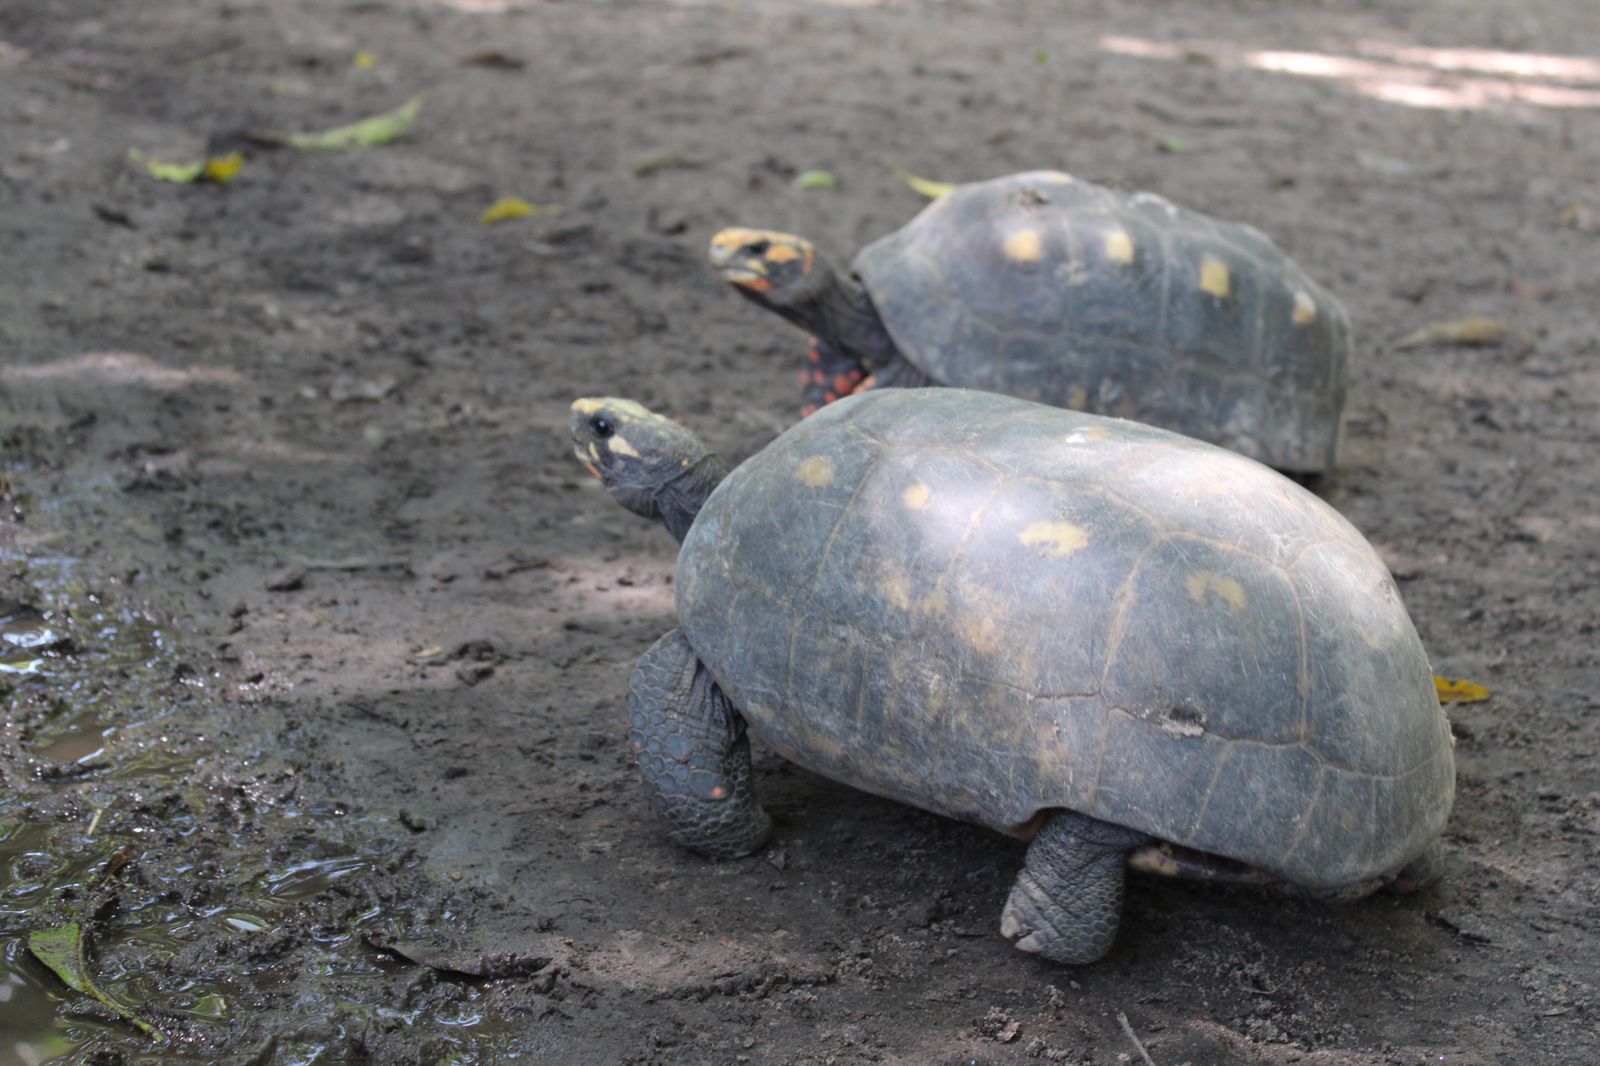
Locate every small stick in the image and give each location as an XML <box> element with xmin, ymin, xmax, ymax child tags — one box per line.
<box><xmin>1117</xmin><ymin>1011</ymin><xmax>1157</xmax><ymax>1066</ymax></box>
<box><xmin>293</xmin><ymin>556</ymin><xmax>410</xmax><ymax>573</ymax></box>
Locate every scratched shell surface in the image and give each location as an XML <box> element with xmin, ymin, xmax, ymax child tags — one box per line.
<box><xmin>675</xmin><ymin>390</ymin><xmax>1453</xmax><ymax>889</ymax></box>
<box><xmin>850</xmin><ymin>171</ymin><xmax>1352</xmax><ymax>473</ymax></box>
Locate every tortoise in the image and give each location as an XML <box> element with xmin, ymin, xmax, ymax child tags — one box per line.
<box><xmin>569</xmin><ymin>388</ymin><xmax>1452</xmax><ymax>963</ymax></box>
<box><xmin>709</xmin><ymin>170</ymin><xmax>1352</xmax><ymax>474</ymax></box>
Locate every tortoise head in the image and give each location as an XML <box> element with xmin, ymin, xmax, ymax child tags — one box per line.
<box><xmin>708</xmin><ymin>228</ymin><xmax>824</xmax><ymax>312</ymax></box>
<box><xmin>569</xmin><ymin>397</ymin><xmax>726</xmax><ymax>543</ymax></box>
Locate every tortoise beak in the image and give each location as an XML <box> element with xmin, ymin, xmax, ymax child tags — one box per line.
<box><xmin>708</xmin><ymin>230</ymin><xmax>771</xmax><ymax>289</ymax></box>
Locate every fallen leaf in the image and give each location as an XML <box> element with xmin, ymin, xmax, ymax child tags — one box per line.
<box><xmin>29</xmin><ymin>924</ymin><xmax>163</xmax><ymax>1039</ymax></box>
<box><xmin>884</xmin><ymin>161</ymin><xmax>956</xmax><ymax>199</ymax></box>
<box><xmin>262</xmin><ymin>94</ymin><xmax>424</xmax><ymax>151</ymax></box>
<box><xmin>1434</xmin><ymin>675</ymin><xmax>1491</xmax><ymax>704</ymax></box>
<box><xmin>129</xmin><ymin>149</ymin><xmax>244</xmax><ymax>184</ymax></box>
<box><xmin>480</xmin><ymin>196</ymin><xmax>564</xmax><ymax>224</ymax></box>
<box><xmin>203</xmin><ymin>152</ymin><xmax>244</xmax><ymax>182</ymax></box>
<box><xmin>632</xmin><ymin>148</ymin><xmax>706</xmax><ymax>178</ymax></box>
<box><xmin>463</xmin><ymin>50</ymin><xmax>525</xmax><ymax>69</ymax></box>
<box><xmin>792</xmin><ymin>170</ymin><xmax>837</xmax><ymax>191</ymax></box>
<box><xmin>1395</xmin><ymin>317</ymin><xmax>1523</xmax><ymax>350</ymax></box>
<box><xmin>1156</xmin><ymin>136</ymin><xmax>1195</xmax><ymax>154</ymax></box>
<box><xmin>353</xmin><ymin>50</ymin><xmax>378</xmax><ymax>70</ymax></box>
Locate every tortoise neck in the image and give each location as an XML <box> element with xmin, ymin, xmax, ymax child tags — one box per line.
<box><xmin>814</xmin><ymin>267</ymin><xmax>900</xmax><ymax>371</ymax></box>
<box><xmin>767</xmin><ymin>258</ymin><xmax>899</xmax><ymax>371</ymax></box>
<box><xmin>657</xmin><ymin>453</ymin><xmax>729</xmax><ymax>544</ymax></box>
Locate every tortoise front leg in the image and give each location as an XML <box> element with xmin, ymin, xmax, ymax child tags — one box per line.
<box><xmin>848</xmin><ymin>353</ymin><xmax>935</xmax><ymax>397</ymax></box>
<box><xmin>800</xmin><ymin>336</ymin><xmax>867</xmax><ymax>417</ymax></box>
<box><xmin>627</xmin><ymin>630</ymin><xmax>772</xmax><ymax>858</ymax></box>
<box><xmin>1001</xmin><ymin>809</ymin><xmax>1149</xmax><ymax>964</ymax></box>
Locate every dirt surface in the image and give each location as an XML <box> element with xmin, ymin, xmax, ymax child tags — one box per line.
<box><xmin>3</xmin><ymin>0</ymin><xmax>1599</xmax><ymax>1062</ymax></box>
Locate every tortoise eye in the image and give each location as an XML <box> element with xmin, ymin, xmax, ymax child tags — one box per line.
<box><xmin>749</xmin><ymin>239</ymin><xmax>771</xmax><ymax>257</ymax></box>
<box><xmin>590</xmin><ymin>415</ymin><xmax>615</xmax><ymax>439</ymax></box>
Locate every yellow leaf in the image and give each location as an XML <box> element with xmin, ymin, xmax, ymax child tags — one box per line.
<box><xmin>1395</xmin><ymin>317</ymin><xmax>1513</xmax><ymax>349</ymax></box>
<box><xmin>280</xmin><ymin>94</ymin><xmax>424</xmax><ymax>151</ymax></box>
<box><xmin>203</xmin><ymin>152</ymin><xmax>244</xmax><ymax>182</ymax></box>
<box><xmin>884</xmin><ymin>161</ymin><xmax>956</xmax><ymax>199</ymax></box>
<box><xmin>1434</xmin><ymin>675</ymin><xmax>1491</xmax><ymax>704</ymax></box>
<box><xmin>480</xmin><ymin>196</ymin><xmax>563</xmax><ymax>225</ymax></box>
<box><xmin>354</xmin><ymin>50</ymin><xmax>379</xmax><ymax>70</ymax></box>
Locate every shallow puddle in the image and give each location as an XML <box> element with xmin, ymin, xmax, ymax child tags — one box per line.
<box><xmin>0</xmin><ymin>569</ymin><xmax>527</xmax><ymax>1064</ymax></box>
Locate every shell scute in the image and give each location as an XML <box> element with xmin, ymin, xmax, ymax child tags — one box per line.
<box><xmin>1098</xmin><ymin>536</ymin><xmax>1308</xmax><ymax>747</ymax></box>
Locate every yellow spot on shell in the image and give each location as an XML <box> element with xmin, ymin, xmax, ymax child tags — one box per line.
<box><xmin>1061</xmin><ymin>425</ymin><xmax>1111</xmax><ymax>444</ymax></box>
<box><xmin>794</xmin><ymin>455</ymin><xmax>835</xmax><ymax>487</ymax></box>
<box><xmin>1019</xmin><ymin>520</ymin><xmax>1089</xmax><ymax>557</ymax></box>
<box><xmin>882</xmin><ymin>573</ymin><xmax>913</xmax><ymax>611</ymax></box>
<box><xmin>1003</xmin><ymin>229</ymin><xmax>1044</xmax><ymax>263</ymax></box>
<box><xmin>1067</xmin><ymin>386</ymin><xmax>1088</xmax><ymax>411</ymax></box>
<box><xmin>902</xmin><ymin>484</ymin><xmax>931</xmax><ymax>510</ymax></box>
<box><xmin>609</xmin><ymin>435</ymin><xmax>641</xmax><ymax>458</ymax></box>
<box><xmin>1186</xmin><ymin>571</ymin><xmax>1246</xmax><ymax>613</ymax></box>
<box><xmin>1104</xmin><ymin>230</ymin><xmax>1135</xmax><ymax>264</ymax></box>
<box><xmin>1199</xmin><ymin>255</ymin><xmax>1231</xmax><ymax>298</ymax></box>
<box><xmin>765</xmin><ymin>243</ymin><xmax>801</xmax><ymax>263</ymax></box>
<box><xmin>961</xmin><ymin>615</ymin><xmax>1007</xmax><ymax>655</ymax></box>
<box><xmin>1293</xmin><ymin>289</ymin><xmax>1318</xmax><ymax>325</ymax></box>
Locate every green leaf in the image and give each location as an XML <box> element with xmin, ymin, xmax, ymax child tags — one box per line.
<box><xmin>631</xmin><ymin>148</ymin><xmax>706</xmax><ymax>178</ymax></box>
<box><xmin>28</xmin><ymin>924</ymin><xmax>91</xmax><ymax>995</ymax></box>
<box><xmin>129</xmin><ymin>149</ymin><xmax>243</xmax><ymax>184</ymax></box>
<box><xmin>884</xmin><ymin>161</ymin><xmax>956</xmax><ymax>199</ymax></box>
<box><xmin>278</xmin><ymin>94</ymin><xmax>424</xmax><ymax>151</ymax></box>
<box><xmin>28</xmin><ymin>923</ymin><xmax>163</xmax><ymax>1040</ymax></box>
<box><xmin>792</xmin><ymin>170</ymin><xmax>837</xmax><ymax>190</ymax></box>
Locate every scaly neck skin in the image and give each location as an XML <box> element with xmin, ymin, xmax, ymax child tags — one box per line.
<box><xmin>760</xmin><ymin>258</ymin><xmax>900</xmax><ymax>371</ymax></box>
<box><xmin>652</xmin><ymin>453</ymin><xmax>729</xmax><ymax>544</ymax></box>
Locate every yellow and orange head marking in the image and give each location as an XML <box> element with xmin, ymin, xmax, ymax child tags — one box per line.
<box><xmin>569</xmin><ymin>396</ymin><xmax>684</xmax><ymax>474</ymax></box>
<box><xmin>708</xmin><ymin>227</ymin><xmax>814</xmax><ymax>293</ymax></box>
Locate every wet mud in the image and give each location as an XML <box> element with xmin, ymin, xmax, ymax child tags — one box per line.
<box><xmin>3</xmin><ymin>0</ymin><xmax>1600</xmax><ymax>1062</ymax></box>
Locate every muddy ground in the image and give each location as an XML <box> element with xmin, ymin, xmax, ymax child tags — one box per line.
<box><xmin>2</xmin><ymin>0</ymin><xmax>1599</xmax><ymax>1062</ymax></box>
